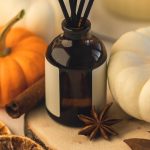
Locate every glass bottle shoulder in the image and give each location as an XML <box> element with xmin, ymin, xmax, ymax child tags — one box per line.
<box><xmin>46</xmin><ymin>33</ymin><xmax>107</xmax><ymax>70</ymax></box>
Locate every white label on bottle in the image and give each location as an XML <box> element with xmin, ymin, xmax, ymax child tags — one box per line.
<box><xmin>92</xmin><ymin>61</ymin><xmax>107</xmax><ymax>111</ymax></box>
<box><xmin>45</xmin><ymin>57</ymin><xmax>107</xmax><ymax>117</ymax></box>
<box><xmin>45</xmin><ymin>58</ymin><xmax>60</xmax><ymax>117</ymax></box>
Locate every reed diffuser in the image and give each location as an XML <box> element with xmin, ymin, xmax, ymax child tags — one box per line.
<box><xmin>45</xmin><ymin>0</ymin><xmax>107</xmax><ymax>127</ymax></box>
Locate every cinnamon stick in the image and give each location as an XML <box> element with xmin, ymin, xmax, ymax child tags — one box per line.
<box><xmin>5</xmin><ymin>77</ymin><xmax>45</xmax><ymax>118</ymax></box>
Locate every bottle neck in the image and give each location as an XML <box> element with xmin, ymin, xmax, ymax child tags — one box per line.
<box><xmin>62</xmin><ymin>20</ymin><xmax>91</xmax><ymax>40</ymax></box>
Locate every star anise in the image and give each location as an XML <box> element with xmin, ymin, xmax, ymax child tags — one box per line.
<box><xmin>78</xmin><ymin>103</ymin><xmax>122</xmax><ymax>140</ymax></box>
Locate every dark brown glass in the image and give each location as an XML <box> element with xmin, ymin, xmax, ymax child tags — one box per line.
<box><xmin>46</xmin><ymin>20</ymin><xmax>107</xmax><ymax>127</ymax></box>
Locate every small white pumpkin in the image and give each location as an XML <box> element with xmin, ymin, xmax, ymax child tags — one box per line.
<box><xmin>102</xmin><ymin>0</ymin><xmax>150</xmax><ymax>20</ymax></box>
<box><xmin>108</xmin><ymin>27</ymin><xmax>150</xmax><ymax>122</ymax></box>
<box><xmin>0</xmin><ymin>0</ymin><xmax>63</xmax><ymax>42</ymax></box>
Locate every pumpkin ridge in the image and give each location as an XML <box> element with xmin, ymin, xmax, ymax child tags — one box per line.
<box><xmin>12</xmin><ymin>36</ymin><xmax>47</xmax><ymax>53</ymax></box>
<box><xmin>10</xmin><ymin>54</ymin><xmax>39</xmax><ymax>86</ymax></box>
<box><xmin>16</xmin><ymin>35</ymin><xmax>47</xmax><ymax>46</ymax></box>
<box><xmin>136</xmin><ymin>27</ymin><xmax>150</xmax><ymax>39</ymax></box>
<box><xmin>0</xmin><ymin>60</ymin><xmax>2</xmax><ymax>103</ymax></box>
<box><xmin>0</xmin><ymin>59</ymin><xmax>8</xmax><ymax>106</ymax></box>
<box><xmin>113</xmin><ymin>64</ymin><xmax>150</xmax><ymax>119</ymax></box>
<box><xmin>14</xmin><ymin>45</ymin><xmax>46</xmax><ymax>54</ymax></box>
<box><xmin>136</xmin><ymin>31</ymin><xmax>150</xmax><ymax>40</ymax></box>
<box><xmin>11</xmin><ymin>47</ymin><xmax>45</xmax><ymax>61</ymax></box>
<box><xmin>139</xmin><ymin>78</ymin><xmax>150</xmax><ymax>122</ymax></box>
<box><xmin>115</xmin><ymin>66</ymin><xmax>149</xmax><ymax>119</ymax></box>
<box><xmin>13</xmin><ymin>48</ymin><xmax>46</xmax><ymax>55</ymax></box>
<box><xmin>5</xmin><ymin>28</ymin><xmax>35</xmax><ymax>48</ymax></box>
<box><xmin>111</xmin><ymin>31</ymin><xmax>150</xmax><ymax>56</ymax></box>
<box><xmin>138</xmin><ymin>77</ymin><xmax>150</xmax><ymax>120</ymax></box>
<box><xmin>9</xmin><ymin>56</ymin><xmax>28</xmax><ymax>88</ymax></box>
<box><xmin>11</xmin><ymin>52</ymin><xmax>45</xmax><ymax>86</ymax></box>
<box><xmin>0</xmin><ymin>58</ymin><xmax>12</xmax><ymax>106</ymax></box>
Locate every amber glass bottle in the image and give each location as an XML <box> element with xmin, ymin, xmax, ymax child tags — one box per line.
<box><xmin>45</xmin><ymin>19</ymin><xmax>107</xmax><ymax>127</ymax></box>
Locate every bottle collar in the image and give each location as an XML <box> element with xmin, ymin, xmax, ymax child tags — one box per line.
<box><xmin>62</xmin><ymin>19</ymin><xmax>91</xmax><ymax>40</ymax></box>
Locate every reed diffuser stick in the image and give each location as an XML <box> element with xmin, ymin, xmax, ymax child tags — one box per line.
<box><xmin>76</xmin><ymin>0</ymin><xmax>85</xmax><ymax>27</ymax></box>
<box><xmin>69</xmin><ymin>0</ymin><xmax>73</xmax><ymax>26</ymax></box>
<box><xmin>74</xmin><ymin>0</ymin><xmax>77</xmax><ymax>26</ymax></box>
<box><xmin>81</xmin><ymin>0</ymin><xmax>94</xmax><ymax>27</ymax></box>
<box><xmin>69</xmin><ymin>0</ymin><xmax>77</xmax><ymax>27</ymax></box>
<box><xmin>74</xmin><ymin>0</ymin><xmax>77</xmax><ymax>13</ymax></box>
<box><xmin>59</xmin><ymin>0</ymin><xmax>70</xmax><ymax>24</ymax></box>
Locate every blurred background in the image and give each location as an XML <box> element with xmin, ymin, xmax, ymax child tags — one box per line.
<box><xmin>91</xmin><ymin>0</ymin><xmax>150</xmax><ymax>43</ymax></box>
<box><xmin>1</xmin><ymin>0</ymin><xmax>150</xmax><ymax>43</ymax></box>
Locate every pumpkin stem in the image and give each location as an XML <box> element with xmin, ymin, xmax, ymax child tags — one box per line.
<box><xmin>0</xmin><ymin>10</ymin><xmax>25</xmax><ymax>57</ymax></box>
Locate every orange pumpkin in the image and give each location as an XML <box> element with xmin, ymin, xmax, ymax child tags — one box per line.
<box><xmin>0</xmin><ymin>10</ymin><xmax>47</xmax><ymax>107</ymax></box>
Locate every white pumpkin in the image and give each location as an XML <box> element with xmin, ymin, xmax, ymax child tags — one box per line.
<box><xmin>0</xmin><ymin>0</ymin><xmax>63</xmax><ymax>42</ymax></box>
<box><xmin>108</xmin><ymin>27</ymin><xmax>150</xmax><ymax>122</ymax></box>
<box><xmin>102</xmin><ymin>0</ymin><xmax>150</xmax><ymax>20</ymax></box>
